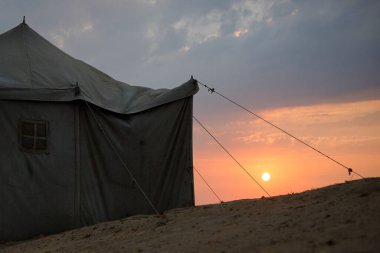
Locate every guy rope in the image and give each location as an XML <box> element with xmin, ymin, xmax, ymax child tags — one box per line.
<box><xmin>195</xmin><ymin>78</ymin><xmax>365</xmax><ymax>180</ymax></box>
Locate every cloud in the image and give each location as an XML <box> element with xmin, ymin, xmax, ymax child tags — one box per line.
<box><xmin>173</xmin><ymin>9</ymin><xmax>223</xmax><ymax>49</ymax></box>
<box><xmin>49</xmin><ymin>21</ymin><xmax>94</xmax><ymax>49</ymax></box>
<box><xmin>171</xmin><ymin>0</ymin><xmax>276</xmax><ymax>49</ymax></box>
<box><xmin>259</xmin><ymin>100</ymin><xmax>380</xmax><ymax>126</ymax></box>
<box><xmin>226</xmin><ymin>100</ymin><xmax>380</xmax><ymax>148</ymax></box>
<box><xmin>230</xmin><ymin>0</ymin><xmax>274</xmax><ymax>29</ymax></box>
<box><xmin>291</xmin><ymin>8</ymin><xmax>299</xmax><ymax>17</ymax></box>
<box><xmin>237</xmin><ymin>132</ymin><xmax>289</xmax><ymax>145</ymax></box>
<box><xmin>233</xmin><ymin>29</ymin><xmax>248</xmax><ymax>38</ymax></box>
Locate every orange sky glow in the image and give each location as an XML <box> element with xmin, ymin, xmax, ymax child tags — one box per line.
<box><xmin>193</xmin><ymin>99</ymin><xmax>380</xmax><ymax>205</ymax></box>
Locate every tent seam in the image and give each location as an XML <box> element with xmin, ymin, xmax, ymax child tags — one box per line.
<box><xmin>21</xmin><ymin>24</ymin><xmax>33</xmax><ymax>88</ymax></box>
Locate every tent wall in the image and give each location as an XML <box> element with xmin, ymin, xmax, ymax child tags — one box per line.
<box><xmin>0</xmin><ymin>97</ymin><xmax>194</xmax><ymax>240</ymax></box>
<box><xmin>78</xmin><ymin>97</ymin><xmax>194</xmax><ymax>225</ymax></box>
<box><xmin>0</xmin><ymin>100</ymin><xmax>77</xmax><ymax>240</ymax></box>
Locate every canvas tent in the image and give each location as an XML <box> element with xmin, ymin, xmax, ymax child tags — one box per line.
<box><xmin>0</xmin><ymin>22</ymin><xmax>198</xmax><ymax>241</ymax></box>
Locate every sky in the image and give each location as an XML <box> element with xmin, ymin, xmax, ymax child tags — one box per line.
<box><xmin>1</xmin><ymin>0</ymin><xmax>379</xmax><ymax>205</ymax></box>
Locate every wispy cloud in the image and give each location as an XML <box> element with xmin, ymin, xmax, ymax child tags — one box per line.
<box><xmin>172</xmin><ymin>0</ymin><xmax>277</xmax><ymax>50</ymax></box>
<box><xmin>258</xmin><ymin>100</ymin><xmax>380</xmax><ymax>127</ymax></box>
<box><xmin>198</xmin><ymin>100</ymin><xmax>380</xmax><ymax>149</ymax></box>
<box><xmin>49</xmin><ymin>21</ymin><xmax>94</xmax><ymax>49</ymax></box>
<box><xmin>173</xmin><ymin>9</ymin><xmax>223</xmax><ymax>49</ymax></box>
<box><xmin>231</xmin><ymin>0</ymin><xmax>274</xmax><ymax>30</ymax></box>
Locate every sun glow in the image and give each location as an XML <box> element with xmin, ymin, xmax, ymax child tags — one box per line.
<box><xmin>194</xmin><ymin>99</ymin><xmax>380</xmax><ymax>205</ymax></box>
<box><xmin>262</xmin><ymin>172</ymin><xmax>271</xmax><ymax>182</ymax></box>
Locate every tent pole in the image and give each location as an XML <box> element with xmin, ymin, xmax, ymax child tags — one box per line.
<box><xmin>74</xmin><ymin>101</ymin><xmax>82</xmax><ymax>226</ymax></box>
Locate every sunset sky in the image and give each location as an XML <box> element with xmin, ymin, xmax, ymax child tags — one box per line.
<box><xmin>1</xmin><ymin>0</ymin><xmax>379</xmax><ymax>205</ymax></box>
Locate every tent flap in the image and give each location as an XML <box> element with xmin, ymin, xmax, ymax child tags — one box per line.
<box><xmin>0</xmin><ymin>79</ymin><xmax>198</xmax><ymax>114</ymax></box>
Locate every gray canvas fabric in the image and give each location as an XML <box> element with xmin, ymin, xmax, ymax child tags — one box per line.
<box><xmin>0</xmin><ymin>23</ymin><xmax>198</xmax><ymax>114</ymax></box>
<box><xmin>0</xmin><ymin>23</ymin><xmax>197</xmax><ymax>240</ymax></box>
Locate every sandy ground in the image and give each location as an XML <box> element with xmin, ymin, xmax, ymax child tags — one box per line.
<box><xmin>1</xmin><ymin>178</ymin><xmax>379</xmax><ymax>253</ymax></box>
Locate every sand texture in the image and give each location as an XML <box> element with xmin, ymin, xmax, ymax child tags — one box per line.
<box><xmin>1</xmin><ymin>178</ymin><xmax>380</xmax><ymax>253</ymax></box>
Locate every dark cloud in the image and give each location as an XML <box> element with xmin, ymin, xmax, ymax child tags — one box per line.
<box><xmin>1</xmin><ymin>0</ymin><xmax>379</xmax><ymax>117</ymax></box>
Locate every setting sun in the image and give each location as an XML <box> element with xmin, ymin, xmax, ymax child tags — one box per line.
<box><xmin>262</xmin><ymin>172</ymin><xmax>271</xmax><ymax>182</ymax></box>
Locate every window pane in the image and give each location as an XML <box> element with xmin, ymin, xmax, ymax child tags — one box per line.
<box><xmin>19</xmin><ymin>120</ymin><xmax>48</xmax><ymax>153</ymax></box>
<box><xmin>21</xmin><ymin>137</ymin><xmax>34</xmax><ymax>149</ymax></box>
<box><xmin>22</xmin><ymin>122</ymin><xmax>34</xmax><ymax>136</ymax></box>
<box><xmin>36</xmin><ymin>139</ymin><xmax>47</xmax><ymax>150</ymax></box>
<box><xmin>36</xmin><ymin>123</ymin><xmax>47</xmax><ymax>137</ymax></box>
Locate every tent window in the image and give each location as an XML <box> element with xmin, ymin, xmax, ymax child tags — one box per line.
<box><xmin>19</xmin><ymin>120</ymin><xmax>48</xmax><ymax>153</ymax></box>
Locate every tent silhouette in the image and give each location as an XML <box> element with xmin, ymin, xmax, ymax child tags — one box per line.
<box><xmin>0</xmin><ymin>21</ymin><xmax>198</xmax><ymax>241</ymax></box>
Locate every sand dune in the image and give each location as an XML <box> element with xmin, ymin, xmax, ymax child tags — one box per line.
<box><xmin>1</xmin><ymin>178</ymin><xmax>379</xmax><ymax>253</ymax></box>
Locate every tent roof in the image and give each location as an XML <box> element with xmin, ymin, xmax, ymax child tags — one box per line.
<box><xmin>0</xmin><ymin>22</ymin><xmax>198</xmax><ymax>114</ymax></box>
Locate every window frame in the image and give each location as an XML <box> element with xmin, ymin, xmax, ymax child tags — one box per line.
<box><xmin>18</xmin><ymin>119</ymin><xmax>49</xmax><ymax>154</ymax></box>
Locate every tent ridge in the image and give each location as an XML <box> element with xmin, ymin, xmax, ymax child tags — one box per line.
<box><xmin>20</xmin><ymin>23</ymin><xmax>33</xmax><ymax>88</ymax></box>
